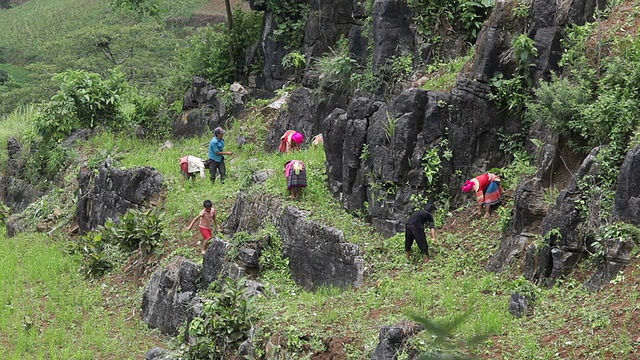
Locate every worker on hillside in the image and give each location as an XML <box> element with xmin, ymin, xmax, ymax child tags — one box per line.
<box><xmin>405</xmin><ymin>203</ymin><xmax>437</xmax><ymax>264</ymax></box>
<box><xmin>279</xmin><ymin>130</ymin><xmax>304</xmax><ymax>153</ymax></box>
<box><xmin>462</xmin><ymin>172</ymin><xmax>503</xmax><ymax>218</ymax></box>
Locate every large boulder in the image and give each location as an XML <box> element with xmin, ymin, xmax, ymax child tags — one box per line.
<box><xmin>173</xmin><ymin>77</ymin><xmax>244</xmax><ymax>138</ymax></box>
<box><xmin>225</xmin><ymin>192</ymin><xmax>364</xmax><ymax>291</ymax></box>
<box><xmin>224</xmin><ymin>192</ymin><xmax>282</xmax><ymax>234</ymax></box>
<box><xmin>585</xmin><ymin>144</ymin><xmax>640</xmax><ymax>290</ymax></box>
<box><xmin>201</xmin><ymin>237</ymin><xmax>232</xmax><ymax>290</ymax></box>
<box><xmin>141</xmin><ymin>257</ymin><xmax>201</xmax><ymax>336</ymax></box>
<box><xmin>280</xmin><ymin>206</ymin><xmax>364</xmax><ymax>290</ymax></box>
<box><xmin>304</xmin><ymin>0</ymin><xmax>354</xmax><ymax>61</ymax></box>
<box><xmin>76</xmin><ymin>160</ymin><xmax>163</xmax><ymax>233</ymax></box>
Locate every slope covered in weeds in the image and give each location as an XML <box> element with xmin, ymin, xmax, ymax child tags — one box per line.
<box><xmin>2</xmin><ymin>98</ymin><xmax>639</xmax><ymax>359</ymax></box>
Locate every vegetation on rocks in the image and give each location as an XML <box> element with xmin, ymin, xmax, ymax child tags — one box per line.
<box><xmin>1</xmin><ymin>0</ymin><xmax>640</xmax><ymax>359</ymax></box>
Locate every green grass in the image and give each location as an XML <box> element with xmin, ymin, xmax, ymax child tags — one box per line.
<box><xmin>0</xmin><ymin>0</ymin><xmax>207</xmax><ymax>62</ymax></box>
<box><xmin>0</xmin><ymin>228</ymin><xmax>161</xmax><ymax>359</ymax></box>
<box><xmin>2</xmin><ymin>97</ymin><xmax>640</xmax><ymax>358</ymax></box>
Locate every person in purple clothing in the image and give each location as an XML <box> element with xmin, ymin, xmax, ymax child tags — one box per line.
<box><xmin>405</xmin><ymin>203</ymin><xmax>437</xmax><ymax>264</ymax></box>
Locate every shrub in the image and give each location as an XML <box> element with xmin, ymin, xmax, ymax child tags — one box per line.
<box><xmin>102</xmin><ymin>209</ymin><xmax>165</xmax><ymax>254</ymax></box>
<box><xmin>186</xmin><ymin>277</ymin><xmax>253</xmax><ymax>359</ymax></box>
<box><xmin>314</xmin><ymin>36</ymin><xmax>358</xmax><ymax>94</ymax></box>
<box><xmin>182</xmin><ymin>7</ymin><xmax>262</xmax><ymax>87</ymax></box>
<box><xmin>34</xmin><ymin>68</ymin><xmax>126</xmax><ymax>142</ymax></box>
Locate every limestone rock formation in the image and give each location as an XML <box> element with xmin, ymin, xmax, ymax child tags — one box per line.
<box><xmin>371</xmin><ymin>322</ymin><xmax>423</xmax><ymax>360</ymax></box>
<box><xmin>225</xmin><ymin>192</ymin><xmax>365</xmax><ymax>291</ymax></box>
<box><xmin>173</xmin><ymin>77</ymin><xmax>245</xmax><ymax>138</ymax></box>
<box><xmin>76</xmin><ymin>160</ymin><xmax>163</xmax><ymax>232</ymax></box>
<box><xmin>141</xmin><ymin>257</ymin><xmax>201</xmax><ymax>336</ymax></box>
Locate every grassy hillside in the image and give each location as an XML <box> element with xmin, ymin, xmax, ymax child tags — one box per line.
<box><xmin>1</xmin><ymin>100</ymin><xmax>639</xmax><ymax>358</ymax></box>
<box><xmin>1</xmin><ymin>0</ymin><xmax>640</xmax><ymax>359</ymax></box>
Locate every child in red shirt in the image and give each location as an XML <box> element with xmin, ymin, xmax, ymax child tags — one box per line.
<box><xmin>186</xmin><ymin>200</ymin><xmax>221</xmax><ymax>254</ymax></box>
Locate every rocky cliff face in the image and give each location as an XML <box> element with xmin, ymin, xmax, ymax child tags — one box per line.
<box><xmin>254</xmin><ymin>0</ymin><xmax>620</xmax><ymax>285</ymax></box>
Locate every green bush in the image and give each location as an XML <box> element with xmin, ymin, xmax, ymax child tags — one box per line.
<box><xmin>34</xmin><ymin>69</ymin><xmax>126</xmax><ymax>142</ymax></box>
<box><xmin>67</xmin><ymin>208</ymin><xmax>165</xmax><ymax>278</ymax></box>
<box><xmin>187</xmin><ymin>277</ymin><xmax>254</xmax><ymax>359</ymax></box>
<box><xmin>123</xmin><ymin>91</ymin><xmax>171</xmax><ymax>139</ymax></box>
<box><xmin>182</xmin><ymin>7</ymin><xmax>262</xmax><ymax>87</ymax></box>
<box><xmin>103</xmin><ymin>209</ymin><xmax>166</xmax><ymax>254</ymax></box>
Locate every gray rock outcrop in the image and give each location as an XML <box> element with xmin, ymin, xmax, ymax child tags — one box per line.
<box><xmin>611</xmin><ymin>144</ymin><xmax>640</xmax><ymax>226</ymax></box>
<box><xmin>0</xmin><ymin>137</ymin><xmax>41</xmax><ymax>213</ymax></box>
<box><xmin>225</xmin><ymin>192</ymin><xmax>364</xmax><ymax>291</ymax></box>
<box><xmin>76</xmin><ymin>160</ymin><xmax>163</xmax><ymax>232</ymax></box>
<box><xmin>371</xmin><ymin>322</ymin><xmax>423</xmax><ymax>360</ymax></box>
<box><xmin>173</xmin><ymin>77</ymin><xmax>245</xmax><ymax>138</ymax></box>
<box><xmin>586</xmin><ymin>144</ymin><xmax>640</xmax><ymax>290</ymax></box>
<box><xmin>280</xmin><ymin>206</ymin><xmax>364</xmax><ymax>290</ymax></box>
<box><xmin>141</xmin><ymin>257</ymin><xmax>201</xmax><ymax>335</ymax></box>
<box><xmin>201</xmin><ymin>237</ymin><xmax>232</xmax><ymax>290</ymax></box>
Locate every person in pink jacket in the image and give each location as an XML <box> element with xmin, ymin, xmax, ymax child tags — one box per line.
<box><xmin>462</xmin><ymin>172</ymin><xmax>503</xmax><ymax>218</ymax></box>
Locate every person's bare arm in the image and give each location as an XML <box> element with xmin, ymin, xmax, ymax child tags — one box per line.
<box><xmin>186</xmin><ymin>214</ymin><xmax>201</xmax><ymax>230</ymax></box>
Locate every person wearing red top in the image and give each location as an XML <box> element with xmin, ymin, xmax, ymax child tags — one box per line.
<box><xmin>461</xmin><ymin>172</ymin><xmax>503</xmax><ymax>217</ymax></box>
<box><xmin>186</xmin><ymin>200</ymin><xmax>221</xmax><ymax>254</ymax></box>
<box><xmin>279</xmin><ymin>130</ymin><xmax>304</xmax><ymax>153</ymax></box>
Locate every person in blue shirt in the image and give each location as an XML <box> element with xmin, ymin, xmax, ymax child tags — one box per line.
<box><xmin>208</xmin><ymin>127</ymin><xmax>233</xmax><ymax>184</ymax></box>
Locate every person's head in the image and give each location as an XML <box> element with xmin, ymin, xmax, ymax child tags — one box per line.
<box><xmin>425</xmin><ymin>203</ymin><xmax>437</xmax><ymax>214</ymax></box>
<box><xmin>203</xmin><ymin>200</ymin><xmax>213</xmax><ymax>209</ymax></box>
<box><xmin>462</xmin><ymin>180</ymin><xmax>474</xmax><ymax>193</ymax></box>
<box><xmin>284</xmin><ymin>160</ymin><xmax>292</xmax><ymax>169</ymax></box>
<box><xmin>214</xmin><ymin>127</ymin><xmax>226</xmax><ymax>139</ymax></box>
<box><xmin>292</xmin><ymin>132</ymin><xmax>304</xmax><ymax>145</ymax></box>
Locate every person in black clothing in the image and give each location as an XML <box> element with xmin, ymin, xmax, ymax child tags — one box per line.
<box><xmin>405</xmin><ymin>203</ymin><xmax>437</xmax><ymax>263</ymax></box>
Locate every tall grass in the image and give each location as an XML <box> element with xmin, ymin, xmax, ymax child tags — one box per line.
<box><xmin>0</xmin><ymin>229</ymin><xmax>158</xmax><ymax>359</ymax></box>
<box><xmin>0</xmin><ymin>105</ymin><xmax>36</xmax><ymax>171</ymax></box>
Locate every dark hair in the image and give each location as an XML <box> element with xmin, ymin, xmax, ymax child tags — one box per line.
<box><xmin>203</xmin><ymin>200</ymin><xmax>212</xmax><ymax>208</ymax></box>
<box><xmin>425</xmin><ymin>203</ymin><xmax>437</xmax><ymax>213</ymax></box>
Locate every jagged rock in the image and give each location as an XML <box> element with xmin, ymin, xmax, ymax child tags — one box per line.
<box><xmin>280</xmin><ymin>206</ymin><xmax>364</xmax><ymax>290</ymax></box>
<box><xmin>612</xmin><ymin>144</ymin><xmax>640</xmax><ymax>225</ymax></box>
<box><xmin>76</xmin><ymin>160</ymin><xmax>163</xmax><ymax>233</ymax></box>
<box><xmin>304</xmin><ymin>0</ymin><xmax>353</xmax><ymax>61</ymax></box>
<box><xmin>224</xmin><ymin>192</ymin><xmax>282</xmax><ymax>234</ymax></box>
<box><xmin>584</xmin><ymin>145</ymin><xmax>640</xmax><ymax>290</ymax></box>
<box><xmin>225</xmin><ymin>193</ymin><xmax>364</xmax><ymax>290</ymax></box>
<box><xmin>237</xmin><ymin>247</ymin><xmax>260</xmax><ymax>268</ymax></box>
<box><xmin>371</xmin><ymin>0</ymin><xmax>413</xmax><ymax>72</ymax></box>
<box><xmin>201</xmin><ymin>238</ymin><xmax>232</xmax><ymax>290</ymax></box>
<box><xmin>487</xmin><ymin>176</ymin><xmax>549</xmax><ymax>272</ymax></box>
<box><xmin>251</xmin><ymin>169</ymin><xmax>275</xmax><ymax>184</ymax></box>
<box><xmin>508</xmin><ymin>292</ymin><xmax>529</xmax><ymax>318</ymax></box>
<box><xmin>5</xmin><ymin>214</ymin><xmax>26</xmax><ymax>237</ymax></box>
<box><xmin>173</xmin><ymin>77</ymin><xmax>243</xmax><ymax>138</ymax></box>
<box><xmin>237</xmin><ymin>338</ymin><xmax>256</xmax><ymax>360</ymax></box>
<box><xmin>527</xmin><ymin>147</ymin><xmax>601</xmax><ymax>287</ymax></box>
<box><xmin>261</xmin><ymin>11</ymin><xmax>293</xmax><ymax>91</ymax></box>
<box><xmin>0</xmin><ymin>138</ymin><xmax>41</xmax><ymax>213</ymax></box>
<box><xmin>145</xmin><ymin>347</ymin><xmax>180</xmax><ymax>360</ymax></box>
<box><xmin>371</xmin><ymin>322</ymin><xmax>423</xmax><ymax>360</ymax></box>
<box><xmin>245</xmin><ymin>279</ymin><xmax>265</xmax><ymax>296</ymax></box>
<box><xmin>141</xmin><ymin>257</ymin><xmax>201</xmax><ymax>336</ymax></box>
<box><xmin>586</xmin><ymin>237</ymin><xmax>635</xmax><ymax>291</ymax></box>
